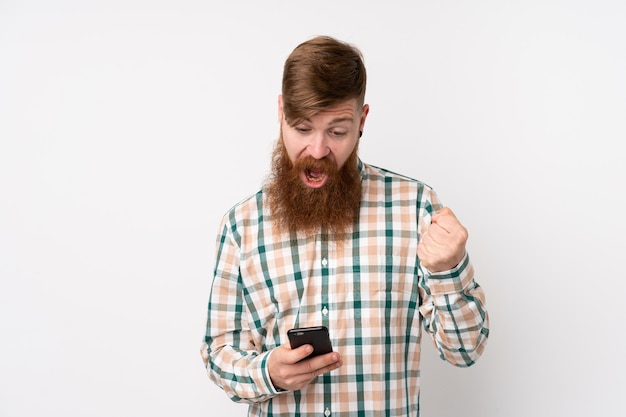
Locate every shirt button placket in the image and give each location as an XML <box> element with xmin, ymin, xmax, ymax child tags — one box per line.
<box><xmin>321</xmin><ymin>257</ymin><xmax>329</xmax><ymax>318</ymax></box>
<box><xmin>320</xmin><ymin>248</ymin><xmax>331</xmax><ymax>417</ymax></box>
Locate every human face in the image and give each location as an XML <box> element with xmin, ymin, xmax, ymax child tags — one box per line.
<box><xmin>278</xmin><ymin>96</ymin><xmax>369</xmax><ymax>189</ymax></box>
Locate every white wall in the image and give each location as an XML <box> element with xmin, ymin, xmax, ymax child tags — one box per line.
<box><xmin>1</xmin><ymin>1</ymin><xmax>624</xmax><ymax>416</ymax></box>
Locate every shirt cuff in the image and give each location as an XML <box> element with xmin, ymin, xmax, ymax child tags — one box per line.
<box><xmin>423</xmin><ymin>253</ymin><xmax>475</xmax><ymax>295</ymax></box>
<box><xmin>264</xmin><ymin>349</ymin><xmax>290</xmax><ymax>394</ymax></box>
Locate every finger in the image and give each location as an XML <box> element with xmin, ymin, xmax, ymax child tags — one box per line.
<box><xmin>299</xmin><ymin>352</ymin><xmax>342</xmax><ymax>377</ymax></box>
<box><xmin>416</xmin><ymin>241</ymin><xmax>432</xmax><ymax>262</ymax></box>
<box><xmin>430</xmin><ymin>221</ymin><xmax>448</xmax><ymax>238</ymax></box>
<box><xmin>276</xmin><ymin>351</ymin><xmax>340</xmax><ymax>390</ymax></box>
<box><xmin>278</xmin><ymin>342</ymin><xmax>314</xmax><ymax>365</ymax></box>
<box><xmin>313</xmin><ymin>355</ymin><xmax>343</xmax><ymax>376</ymax></box>
<box><xmin>432</xmin><ymin>206</ymin><xmax>453</xmax><ymax>219</ymax></box>
<box><xmin>418</xmin><ymin>235</ymin><xmax>443</xmax><ymax>262</ymax></box>
<box><xmin>431</xmin><ymin>208</ymin><xmax>457</xmax><ymax>232</ymax></box>
<box><xmin>422</xmin><ymin>223</ymin><xmax>448</xmax><ymax>247</ymax></box>
<box><xmin>289</xmin><ymin>344</ymin><xmax>315</xmax><ymax>364</ymax></box>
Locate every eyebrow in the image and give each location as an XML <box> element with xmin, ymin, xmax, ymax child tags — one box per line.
<box><xmin>302</xmin><ymin>116</ymin><xmax>354</xmax><ymax>125</ymax></box>
<box><xmin>328</xmin><ymin>117</ymin><xmax>354</xmax><ymax>125</ymax></box>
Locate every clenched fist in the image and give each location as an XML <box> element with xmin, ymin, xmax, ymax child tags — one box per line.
<box><xmin>417</xmin><ymin>207</ymin><xmax>468</xmax><ymax>273</ymax></box>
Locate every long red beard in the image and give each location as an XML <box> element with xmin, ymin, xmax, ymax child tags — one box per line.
<box><xmin>265</xmin><ymin>138</ymin><xmax>362</xmax><ymax>237</ymax></box>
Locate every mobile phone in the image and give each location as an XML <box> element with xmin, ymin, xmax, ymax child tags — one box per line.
<box><xmin>287</xmin><ymin>326</ymin><xmax>333</xmax><ymax>359</ymax></box>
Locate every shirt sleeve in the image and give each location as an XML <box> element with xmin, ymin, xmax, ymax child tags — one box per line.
<box><xmin>200</xmin><ymin>217</ymin><xmax>282</xmax><ymax>403</ymax></box>
<box><xmin>418</xmin><ymin>252</ymin><xmax>490</xmax><ymax>367</ymax></box>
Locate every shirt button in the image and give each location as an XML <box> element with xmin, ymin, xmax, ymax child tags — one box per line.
<box><xmin>322</xmin><ymin>306</ymin><xmax>329</xmax><ymax>316</ymax></box>
<box><xmin>324</xmin><ymin>407</ymin><xmax>331</xmax><ymax>416</ymax></box>
<box><xmin>321</xmin><ymin>258</ymin><xmax>328</xmax><ymax>267</ymax></box>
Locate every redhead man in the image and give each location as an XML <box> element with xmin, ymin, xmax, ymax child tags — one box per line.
<box><xmin>201</xmin><ymin>35</ymin><xmax>489</xmax><ymax>417</ymax></box>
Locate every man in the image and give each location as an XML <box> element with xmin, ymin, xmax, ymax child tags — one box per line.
<box><xmin>201</xmin><ymin>36</ymin><xmax>489</xmax><ymax>416</ymax></box>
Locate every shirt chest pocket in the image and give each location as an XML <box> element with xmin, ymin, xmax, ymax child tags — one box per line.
<box><xmin>354</xmin><ymin>255</ymin><xmax>419</xmax><ymax>297</ymax></box>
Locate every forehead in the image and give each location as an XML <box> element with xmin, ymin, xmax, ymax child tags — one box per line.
<box><xmin>306</xmin><ymin>100</ymin><xmax>359</xmax><ymax>123</ymax></box>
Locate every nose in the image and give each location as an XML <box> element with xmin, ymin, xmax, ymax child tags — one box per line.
<box><xmin>308</xmin><ymin>133</ymin><xmax>330</xmax><ymax>159</ymax></box>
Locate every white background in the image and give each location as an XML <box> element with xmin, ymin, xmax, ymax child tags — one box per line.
<box><xmin>1</xmin><ymin>1</ymin><xmax>625</xmax><ymax>416</ymax></box>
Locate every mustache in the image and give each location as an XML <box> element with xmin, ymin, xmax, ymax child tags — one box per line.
<box><xmin>293</xmin><ymin>155</ymin><xmax>338</xmax><ymax>175</ymax></box>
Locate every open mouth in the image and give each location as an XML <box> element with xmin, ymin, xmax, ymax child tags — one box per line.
<box><xmin>306</xmin><ymin>168</ymin><xmax>324</xmax><ymax>181</ymax></box>
<box><xmin>301</xmin><ymin>168</ymin><xmax>328</xmax><ymax>188</ymax></box>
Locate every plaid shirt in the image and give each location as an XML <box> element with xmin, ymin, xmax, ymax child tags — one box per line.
<box><xmin>202</xmin><ymin>160</ymin><xmax>489</xmax><ymax>417</ymax></box>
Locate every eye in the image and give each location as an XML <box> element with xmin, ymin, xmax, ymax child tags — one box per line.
<box><xmin>329</xmin><ymin>129</ymin><xmax>348</xmax><ymax>137</ymax></box>
<box><xmin>295</xmin><ymin>126</ymin><xmax>311</xmax><ymax>134</ymax></box>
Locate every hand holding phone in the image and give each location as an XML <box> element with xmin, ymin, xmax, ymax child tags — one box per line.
<box><xmin>287</xmin><ymin>326</ymin><xmax>333</xmax><ymax>359</ymax></box>
<box><xmin>268</xmin><ymin>326</ymin><xmax>340</xmax><ymax>391</ymax></box>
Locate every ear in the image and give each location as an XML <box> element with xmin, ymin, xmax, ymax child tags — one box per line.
<box><xmin>277</xmin><ymin>94</ymin><xmax>284</xmax><ymax>124</ymax></box>
<box><xmin>359</xmin><ymin>104</ymin><xmax>370</xmax><ymax>131</ymax></box>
